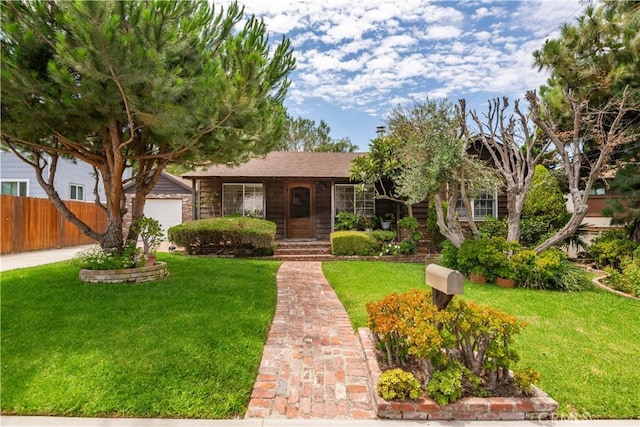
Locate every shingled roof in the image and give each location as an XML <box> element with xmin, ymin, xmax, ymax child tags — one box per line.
<box><xmin>182</xmin><ymin>151</ymin><xmax>364</xmax><ymax>179</ymax></box>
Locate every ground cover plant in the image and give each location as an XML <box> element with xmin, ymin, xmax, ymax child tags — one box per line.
<box><xmin>1</xmin><ymin>254</ymin><xmax>279</xmax><ymax>418</ymax></box>
<box><xmin>323</xmin><ymin>261</ymin><xmax>640</xmax><ymax>419</ymax></box>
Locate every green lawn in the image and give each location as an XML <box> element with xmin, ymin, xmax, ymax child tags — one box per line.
<box><xmin>1</xmin><ymin>254</ymin><xmax>279</xmax><ymax>419</ymax></box>
<box><xmin>323</xmin><ymin>261</ymin><xmax>640</xmax><ymax>419</ymax></box>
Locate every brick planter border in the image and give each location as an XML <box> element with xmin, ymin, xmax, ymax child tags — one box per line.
<box><xmin>357</xmin><ymin>327</ymin><xmax>558</xmax><ymax>421</ymax></box>
<box><xmin>79</xmin><ymin>262</ymin><xmax>168</xmax><ymax>284</ymax></box>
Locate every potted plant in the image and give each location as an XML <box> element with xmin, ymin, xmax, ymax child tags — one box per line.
<box><xmin>470</xmin><ymin>266</ymin><xmax>488</xmax><ymax>284</ymax></box>
<box><xmin>361</xmin><ymin>215</ymin><xmax>375</xmax><ymax>232</ymax></box>
<box><xmin>381</xmin><ymin>213</ymin><xmax>394</xmax><ymax>230</ymax></box>
<box><xmin>131</xmin><ymin>215</ymin><xmax>164</xmax><ymax>266</ymax></box>
<box><xmin>496</xmin><ymin>259</ymin><xmax>517</xmax><ymax>288</ymax></box>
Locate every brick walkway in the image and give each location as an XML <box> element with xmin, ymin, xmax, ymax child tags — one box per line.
<box><xmin>245</xmin><ymin>261</ymin><xmax>376</xmax><ymax>419</ymax></box>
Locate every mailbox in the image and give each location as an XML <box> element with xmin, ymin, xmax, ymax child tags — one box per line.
<box><xmin>425</xmin><ymin>264</ymin><xmax>464</xmax><ymax>310</ymax></box>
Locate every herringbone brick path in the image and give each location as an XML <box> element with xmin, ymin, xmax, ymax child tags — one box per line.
<box><xmin>245</xmin><ymin>262</ymin><xmax>376</xmax><ymax>419</ymax></box>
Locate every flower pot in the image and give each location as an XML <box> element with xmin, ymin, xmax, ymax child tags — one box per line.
<box><xmin>496</xmin><ymin>277</ymin><xmax>516</xmax><ymax>288</ymax></box>
<box><xmin>145</xmin><ymin>254</ymin><xmax>157</xmax><ymax>267</ymax></box>
<box><xmin>470</xmin><ymin>273</ymin><xmax>487</xmax><ymax>284</ymax></box>
<box><xmin>381</xmin><ymin>221</ymin><xmax>391</xmax><ymax>230</ymax></box>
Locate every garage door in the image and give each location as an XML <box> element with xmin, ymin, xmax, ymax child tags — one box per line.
<box><xmin>143</xmin><ymin>199</ymin><xmax>183</xmax><ymax>239</ymax></box>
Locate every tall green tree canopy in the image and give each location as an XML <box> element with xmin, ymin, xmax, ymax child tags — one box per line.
<box><xmin>277</xmin><ymin>115</ymin><xmax>357</xmax><ymax>152</ymax></box>
<box><xmin>1</xmin><ymin>0</ymin><xmax>295</xmax><ymax>252</ymax></box>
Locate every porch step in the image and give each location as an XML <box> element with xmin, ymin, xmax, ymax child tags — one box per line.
<box><xmin>272</xmin><ymin>254</ymin><xmax>336</xmax><ymax>261</ymax></box>
<box><xmin>274</xmin><ymin>240</ymin><xmax>332</xmax><ymax>256</ymax></box>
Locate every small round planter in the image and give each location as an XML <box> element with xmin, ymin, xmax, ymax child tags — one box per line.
<box><xmin>496</xmin><ymin>277</ymin><xmax>516</xmax><ymax>288</ymax></box>
<box><xmin>470</xmin><ymin>273</ymin><xmax>487</xmax><ymax>284</ymax></box>
<box><xmin>79</xmin><ymin>262</ymin><xmax>168</xmax><ymax>284</ymax></box>
<box><xmin>381</xmin><ymin>221</ymin><xmax>391</xmax><ymax>230</ymax></box>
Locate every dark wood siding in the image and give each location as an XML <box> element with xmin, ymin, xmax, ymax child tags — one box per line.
<box><xmin>265</xmin><ymin>180</ymin><xmax>285</xmax><ymax>239</ymax></box>
<box><xmin>315</xmin><ymin>180</ymin><xmax>332</xmax><ymax>239</ymax></box>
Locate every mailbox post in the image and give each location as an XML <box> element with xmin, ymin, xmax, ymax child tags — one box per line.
<box><xmin>425</xmin><ymin>264</ymin><xmax>464</xmax><ymax>310</ymax></box>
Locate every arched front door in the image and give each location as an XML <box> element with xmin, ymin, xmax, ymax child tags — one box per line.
<box><xmin>287</xmin><ymin>183</ymin><xmax>315</xmax><ymax>239</ymax></box>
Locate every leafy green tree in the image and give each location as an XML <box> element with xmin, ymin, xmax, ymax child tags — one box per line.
<box><xmin>529</xmin><ymin>1</ymin><xmax>640</xmax><ymax>252</ymax></box>
<box><xmin>1</xmin><ymin>0</ymin><xmax>295</xmax><ymax>253</ymax></box>
<box><xmin>277</xmin><ymin>115</ymin><xmax>357</xmax><ymax>152</ymax></box>
<box><xmin>523</xmin><ymin>165</ymin><xmax>570</xmax><ymax>228</ymax></box>
<box><xmin>352</xmin><ymin>100</ymin><xmax>500</xmax><ymax>247</ymax></box>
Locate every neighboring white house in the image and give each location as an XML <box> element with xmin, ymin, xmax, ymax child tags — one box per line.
<box><xmin>0</xmin><ymin>150</ymin><xmax>108</xmax><ymax>202</ymax></box>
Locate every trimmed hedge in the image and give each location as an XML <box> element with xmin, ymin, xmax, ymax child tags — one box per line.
<box><xmin>168</xmin><ymin>217</ymin><xmax>276</xmax><ymax>256</ymax></box>
<box><xmin>330</xmin><ymin>231</ymin><xmax>378</xmax><ymax>256</ymax></box>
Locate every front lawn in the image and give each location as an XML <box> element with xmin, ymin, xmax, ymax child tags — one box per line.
<box><xmin>323</xmin><ymin>261</ymin><xmax>640</xmax><ymax>419</ymax></box>
<box><xmin>1</xmin><ymin>254</ymin><xmax>279</xmax><ymax>418</ymax></box>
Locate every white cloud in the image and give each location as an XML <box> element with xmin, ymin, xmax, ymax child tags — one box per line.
<box><xmin>218</xmin><ymin>0</ymin><xmax>588</xmax><ymax>123</ymax></box>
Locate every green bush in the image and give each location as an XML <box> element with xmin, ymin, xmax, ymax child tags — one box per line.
<box><xmin>330</xmin><ymin>231</ymin><xmax>378</xmax><ymax>256</ymax></box>
<box><xmin>426</xmin><ymin>362</ymin><xmax>464</xmax><ymax>406</ymax></box>
<box><xmin>589</xmin><ymin>230</ymin><xmax>638</xmax><ymax>269</ymax></box>
<box><xmin>377</xmin><ymin>369</ymin><xmax>422</xmax><ymax>401</ymax></box>
<box><xmin>606</xmin><ymin>256</ymin><xmax>640</xmax><ymax>297</ymax></box>
<box><xmin>168</xmin><ymin>217</ymin><xmax>276</xmax><ymax>256</ymax></box>
<box><xmin>370</xmin><ymin>230</ymin><xmax>396</xmax><ymax>244</ymax></box>
<box><xmin>397</xmin><ymin>217</ymin><xmax>422</xmax><ymax>255</ymax></box>
<box><xmin>514</xmin><ymin>248</ymin><xmax>591</xmax><ymax>291</ymax></box>
<box><xmin>334</xmin><ymin>212</ymin><xmax>361</xmax><ymax>231</ymax></box>
<box><xmin>456</xmin><ymin>238</ymin><xmax>507</xmax><ymax>280</ymax></box>
<box><xmin>439</xmin><ymin>240</ymin><xmax>459</xmax><ymax>270</ymax></box>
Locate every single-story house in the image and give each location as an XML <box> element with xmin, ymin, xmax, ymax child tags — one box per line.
<box><xmin>124</xmin><ymin>172</ymin><xmax>193</xmax><ymax>238</ymax></box>
<box><xmin>182</xmin><ymin>151</ymin><xmax>508</xmax><ymax>242</ymax></box>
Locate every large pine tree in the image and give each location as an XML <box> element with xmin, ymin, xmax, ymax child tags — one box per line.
<box><xmin>1</xmin><ymin>0</ymin><xmax>295</xmax><ymax>253</ymax></box>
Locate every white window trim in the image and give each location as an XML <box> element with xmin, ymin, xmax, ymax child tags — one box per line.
<box><xmin>333</xmin><ymin>183</ymin><xmax>375</xmax><ymax>218</ymax></box>
<box><xmin>0</xmin><ymin>179</ymin><xmax>29</xmax><ymax>197</ymax></box>
<box><xmin>222</xmin><ymin>183</ymin><xmax>265</xmax><ymax>217</ymax></box>
<box><xmin>69</xmin><ymin>183</ymin><xmax>85</xmax><ymax>201</ymax></box>
<box><xmin>457</xmin><ymin>190</ymin><xmax>498</xmax><ymax>221</ymax></box>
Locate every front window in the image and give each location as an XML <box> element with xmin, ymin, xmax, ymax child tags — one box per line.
<box><xmin>456</xmin><ymin>190</ymin><xmax>496</xmax><ymax>221</ymax></box>
<box><xmin>1</xmin><ymin>180</ymin><xmax>28</xmax><ymax>197</ymax></box>
<box><xmin>335</xmin><ymin>184</ymin><xmax>375</xmax><ymax>217</ymax></box>
<box><xmin>70</xmin><ymin>184</ymin><xmax>85</xmax><ymax>201</ymax></box>
<box><xmin>222</xmin><ymin>183</ymin><xmax>264</xmax><ymax>217</ymax></box>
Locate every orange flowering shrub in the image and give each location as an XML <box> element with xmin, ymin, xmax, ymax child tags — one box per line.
<box><xmin>367</xmin><ymin>289</ymin><xmax>536</xmax><ymax>402</ymax></box>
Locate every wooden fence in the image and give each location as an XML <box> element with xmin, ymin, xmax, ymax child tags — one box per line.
<box><xmin>0</xmin><ymin>195</ymin><xmax>107</xmax><ymax>254</ymax></box>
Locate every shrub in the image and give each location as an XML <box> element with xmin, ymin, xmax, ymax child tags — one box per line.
<box><xmin>589</xmin><ymin>230</ymin><xmax>638</xmax><ymax>269</ymax></box>
<box><xmin>370</xmin><ymin>230</ymin><xmax>396</xmax><ymax>244</ymax></box>
<box><xmin>426</xmin><ymin>362</ymin><xmax>464</xmax><ymax>406</ymax></box>
<box><xmin>167</xmin><ymin>217</ymin><xmax>276</xmax><ymax>255</ymax></box>
<box><xmin>513</xmin><ymin>367</ymin><xmax>541</xmax><ymax>395</ymax></box>
<box><xmin>330</xmin><ymin>231</ymin><xmax>378</xmax><ymax>256</ymax></box>
<box><xmin>367</xmin><ymin>289</ymin><xmax>535</xmax><ymax>404</ymax></box>
<box><xmin>439</xmin><ymin>240</ymin><xmax>459</xmax><ymax>270</ymax></box>
<box><xmin>456</xmin><ymin>238</ymin><xmax>507</xmax><ymax>281</ymax></box>
<box><xmin>606</xmin><ymin>257</ymin><xmax>640</xmax><ymax>297</ymax></box>
<box><xmin>514</xmin><ymin>248</ymin><xmax>591</xmax><ymax>291</ymax></box>
<box><xmin>131</xmin><ymin>215</ymin><xmax>164</xmax><ymax>255</ymax></box>
<box><xmin>377</xmin><ymin>369</ymin><xmax>422</xmax><ymax>401</ymax></box>
<box><xmin>75</xmin><ymin>241</ymin><xmax>143</xmax><ymax>270</ymax></box>
<box><xmin>334</xmin><ymin>211</ymin><xmax>361</xmax><ymax>231</ymax></box>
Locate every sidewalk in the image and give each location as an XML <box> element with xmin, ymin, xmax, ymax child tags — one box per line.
<box><xmin>1</xmin><ymin>416</ymin><xmax>636</xmax><ymax>426</ymax></box>
<box><xmin>0</xmin><ymin>245</ymin><xmax>92</xmax><ymax>272</ymax></box>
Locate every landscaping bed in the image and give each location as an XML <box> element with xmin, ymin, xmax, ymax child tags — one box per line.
<box><xmin>358</xmin><ymin>328</ymin><xmax>558</xmax><ymax>420</ymax></box>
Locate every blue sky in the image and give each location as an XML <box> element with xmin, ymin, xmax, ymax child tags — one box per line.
<box><xmin>220</xmin><ymin>0</ymin><xmax>587</xmax><ymax>151</ymax></box>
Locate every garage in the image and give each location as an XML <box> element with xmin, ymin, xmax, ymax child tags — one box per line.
<box><xmin>143</xmin><ymin>199</ymin><xmax>183</xmax><ymax>239</ymax></box>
